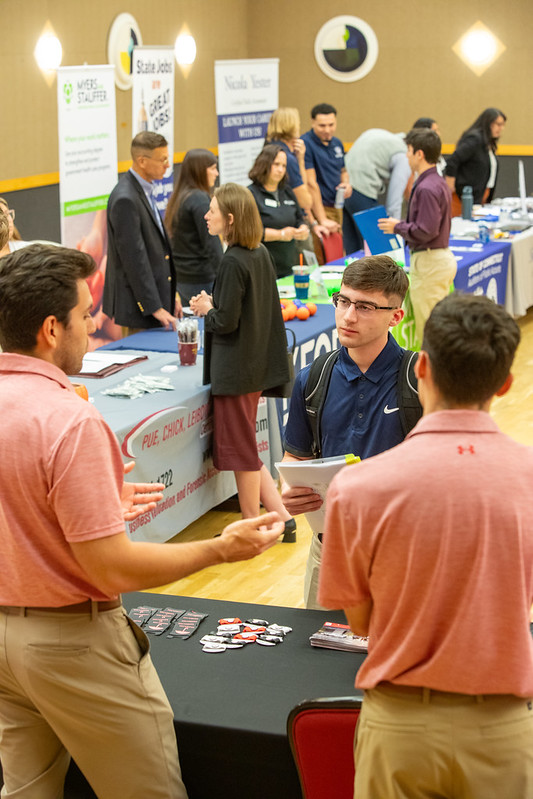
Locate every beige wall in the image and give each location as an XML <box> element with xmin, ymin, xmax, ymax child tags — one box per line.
<box><xmin>2</xmin><ymin>0</ymin><xmax>249</xmax><ymax>181</ymax></box>
<box><xmin>2</xmin><ymin>0</ymin><xmax>532</xmax><ymax>184</ymax></box>
<box><xmin>248</xmin><ymin>0</ymin><xmax>533</xmax><ymax>148</ymax></box>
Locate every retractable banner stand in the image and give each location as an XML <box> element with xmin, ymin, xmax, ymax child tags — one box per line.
<box><xmin>131</xmin><ymin>46</ymin><xmax>175</xmax><ymax>214</ymax></box>
<box><xmin>57</xmin><ymin>65</ymin><xmax>120</xmax><ymax>349</ymax></box>
<box><xmin>214</xmin><ymin>59</ymin><xmax>279</xmax><ymax>185</ymax></box>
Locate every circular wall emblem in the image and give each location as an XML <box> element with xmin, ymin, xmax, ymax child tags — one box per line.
<box><xmin>107</xmin><ymin>13</ymin><xmax>143</xmax><ymax>91</ymax></box>
<box><xmin>314</xmin><ymin>16</ymin><xmax>378</xmax><ymax>82</ymax></box>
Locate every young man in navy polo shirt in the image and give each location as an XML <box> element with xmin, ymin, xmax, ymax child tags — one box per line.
<box><xmin>281</xmin><ymin>255</ymin><xmax>420</xmax><ymax>608</ymax></box>
<box><xmin>302</xmin><ymin>103</ymin><xmax>354</xmax><ymax>257</ymax></box>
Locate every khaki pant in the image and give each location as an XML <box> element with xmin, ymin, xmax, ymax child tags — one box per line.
<box><xmin>354</xmin><ymin>684</ymin><xmax>533</xmax><ymax>799</ymax></box>
<box><xmin>409</xmin><ymin>248</ymin><xmax>457</xmax><ymax>344</ymax></box>
<box><xmin>0</xmin><ymin>606</ymin><xmax>188</xmax><ymax>798</ymax></box>
<box><xmin>304</xmin><ymin>532</ymin><xmax>327</xmax><ymax>610</ymax></box>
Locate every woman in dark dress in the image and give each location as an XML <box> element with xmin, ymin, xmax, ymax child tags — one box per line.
<box><xmin>248</xmin><ymin>145</ymin><xmax>309</xmax><ymax>278</ymax></box>
<box><xmin>445</xmin><ymin>108</ymin><xmax>506</xmax><ymax>216</ymax></box>
<box><xmin>190</xmin><ymin>183</ymin><xmax>296</xmax><ymax>541</ymax></box>
<box><xmin>165</xmin><ymin>149</ymin><xmax>223</xmax><ymax>306</ymax></box>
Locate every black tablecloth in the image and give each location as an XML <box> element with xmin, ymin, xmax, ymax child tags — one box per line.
<box><xmin>59</xmin><ymin>592</ymin><xmax>364</xmax><ymax>798</ymax></box>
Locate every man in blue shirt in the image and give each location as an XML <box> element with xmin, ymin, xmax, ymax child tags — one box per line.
<box><xmin>281</xmin><ymin>255</ymin><xmax>420</xmax><ymax>608</ymax></box>
<box><xmin>302</xmin><ymin>103</ymin><xmax>354</xmax><ymax>256</ymax></box>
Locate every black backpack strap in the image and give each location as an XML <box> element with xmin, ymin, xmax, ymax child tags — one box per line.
<box><xmin>304</xmin><ymin>349</ymin><xmax>341</xmax><ymax>458</ymax></box>
<box><xmin>397</xmin><ymin>350</ymin><xmax>423</xmax><ymax>436</ymax></box>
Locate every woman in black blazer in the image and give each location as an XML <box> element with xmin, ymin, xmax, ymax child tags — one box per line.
<box><xmin>190</xmin><ymin>183</ymin><xmax>296</xmax><ymax>541</ymax></box>
<box><xmin>445</xmin><ymin>107</ymin><xmax>506</xmax><ymax>215</ymax></box>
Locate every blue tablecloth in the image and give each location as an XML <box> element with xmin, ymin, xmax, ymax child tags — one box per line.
<box><xmin>330</xmin><ymin>238</ymin><xmax>511</xmax><ymax>306</ymax></box>
<box><xmin>99</xmin><ymin>304</ymin><xmax>337</xmax><ymax>366</ymax></box>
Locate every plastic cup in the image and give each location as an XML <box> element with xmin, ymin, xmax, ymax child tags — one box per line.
<box><xmin>178</xmin><ymin>340</ymin><xmax>198</xmax><ymax>366</ymax></box>
<box><xmin>292</xmin><ymin>266</ymin><xmax>310</xmax><ymax>300</ymax></box>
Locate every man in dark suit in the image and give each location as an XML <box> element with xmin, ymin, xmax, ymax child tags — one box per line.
<box><xmin>104</xmin><ymin>132</ymin><xmax>181</xmax><ymax>335</ymax></box>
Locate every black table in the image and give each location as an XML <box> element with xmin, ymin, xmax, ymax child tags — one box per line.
<box><xmin>60</xmin><ymin>592</ymin><xmax>364</xmax><ymax>798</ymax></box>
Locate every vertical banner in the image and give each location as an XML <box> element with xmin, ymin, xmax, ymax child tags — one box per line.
<box><xmin>57</xmin><ymin>65</ymin><xmax>121</xmax><ymax>349</ymax></box>
<box><xmin>214</xmin><ymin>59</ymin><xmax>279</xmax><ymax>185</ymax></box>
<box><xmin>131</xmin><ymin>46</ymin><xmax>175</xmax><ymax>214</ymax></box>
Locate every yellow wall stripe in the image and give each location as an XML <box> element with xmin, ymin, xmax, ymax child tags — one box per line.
<box><xmin>0</xmin><ymin>144</ymin><xmax>530</xmax><ymax>194</ymax></box>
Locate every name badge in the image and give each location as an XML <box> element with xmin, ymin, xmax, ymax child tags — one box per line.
<box><xmin>264</xmin><ymin>198</ymin><xmax>278</xmax><ymax>208</ymax></box>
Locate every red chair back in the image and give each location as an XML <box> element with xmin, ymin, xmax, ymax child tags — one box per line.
<box><xmin>287</xmin><ymin>696</ymin><xmax>363</xmax><ymax>799</ymax></box>
<box><xmin>321</xmin><ymin>231</ymin><xmax>344</xmax><ymax>263</ymax></box>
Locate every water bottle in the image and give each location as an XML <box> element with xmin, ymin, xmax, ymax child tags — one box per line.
<box><xmin>334</xmin><ymin>186</ymin><xmax>345</xmax><ymax>209</ymax></box>
<box><xmin>461</xmin><ymin>186</ymin><xmax>473</xmax><ymax>220</ymax></box>
<box><xmin>479</xmin><ymin>224</ymin><xmax>490</xmax><ymax>244</ymax></box>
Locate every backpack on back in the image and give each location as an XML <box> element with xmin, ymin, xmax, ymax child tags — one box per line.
<box><xmin>304</xmin><ymin>349</ymin><xmax>422</xmax><ymax>458</ymax></box>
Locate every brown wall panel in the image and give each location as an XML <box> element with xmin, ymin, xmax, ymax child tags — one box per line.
<box><xmin>1</xmin><ymin>0</ymin><xmax>249</xmax><ymax>181</ymax></box>
<box><xmin>1</xmin><ymin>0</ymin><xmax>532</xmax><ymax>186</ymax></box>
<box><xmin>247</xmin><ymin>0</ymin><xmax>533</xmax><ymax>147</ymax></box>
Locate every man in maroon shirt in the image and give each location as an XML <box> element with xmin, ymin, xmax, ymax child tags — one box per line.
<box><xmin>379</xmin><ymin>128</ymin><xmax>457</xmax><ymax>345</ymax></box>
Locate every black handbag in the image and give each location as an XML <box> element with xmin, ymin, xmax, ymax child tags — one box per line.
<box><xmin>262</xmin><ymin>328</ymin><xmax>296</xmax><ymax>399</ymax></box>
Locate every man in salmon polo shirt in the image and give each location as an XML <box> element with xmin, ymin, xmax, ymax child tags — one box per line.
<box><xmin>0</xmin><ymin>245</ymin><xmax>283</xmax><ymax>798</ymax></box>
<box><xmin>319</xmin><ymin>292</ymin><xmax>533</xmax><ymax>798</ymax></box>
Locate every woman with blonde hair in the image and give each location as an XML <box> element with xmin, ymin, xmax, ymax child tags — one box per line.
<box><xmin>190</xmin><ymin>183</ymin><xmax>296</xmax><ymax>541</ymax></box>
<box><xmin>266</xmin><ymin>108</ymin><xmax>329</xmax><ymax>242</ymax></box>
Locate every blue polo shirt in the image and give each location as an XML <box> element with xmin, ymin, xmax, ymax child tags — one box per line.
<box><xmin>302</xmin><ymin>129</ymin><xmax>345</xmax><ymax>206</ymax></box>
<box><xmin>275</xmin><ymin>140</ymin><xmax>304</xmax><ymax>190</ymax></box>
<box><xmin>284</xmin><ymin>335</ymin><xmax>406</xmax><ymax>459</ymax></box>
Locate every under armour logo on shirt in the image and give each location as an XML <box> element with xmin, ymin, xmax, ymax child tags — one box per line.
<box><xmin>457</xmin><ymin>445</ymin><xmax>475</xmax><ymax>454</ymax></box>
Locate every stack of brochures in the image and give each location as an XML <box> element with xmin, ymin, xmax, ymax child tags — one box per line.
<box><xmin>310</xmin><ymin>621</ymin><xmax>368</xmax><ymax>653</ymax></box>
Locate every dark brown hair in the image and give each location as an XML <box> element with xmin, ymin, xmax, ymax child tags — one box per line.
<box><xmin>462</xmin><ymin>108</ymin><xmax>506</xmax><ymax>152</ymax></box>
<box><xmin>0</xmin><ymin>244</ymin><xmax>95</xmax><ymax>351</ymax></box>
<box><xmin>248</xmin><ymin>144</ymin><xmax>287</xmax><ymax>188</ymax></box>
<box><xmin>405</xmin><ymin>128</ymin><xmax>441</xmax><ymax>164</ymax></box>
<box><xmin>165</xmin><ymin>149</ymin><xmax>217</xmax><ymax>234</ymax></box>
<box><xmin>342</xmin><ymin>256</ymin><xmax>409</xmax><ymax>304</ymax></box>
<box><xmin>423</xmin><ymin>293</ymin><xmax>520</xmax><ymax>404</ymax></box>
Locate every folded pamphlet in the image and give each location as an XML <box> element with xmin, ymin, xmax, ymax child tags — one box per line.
<box><xmin>310</xmin><ymin>621</ymin><xmax>368</xmax><ymax>652</ymax></box>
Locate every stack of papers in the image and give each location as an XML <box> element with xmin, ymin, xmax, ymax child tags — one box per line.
<box><xmin>276</xmin><ymin>454</ymin><xmax>360</xmax><ymax>536</ymax></box>
<box><xmin>310</xmin><ymin>621</ymin><xmax>368</xmax><ymax>652</ymax></box>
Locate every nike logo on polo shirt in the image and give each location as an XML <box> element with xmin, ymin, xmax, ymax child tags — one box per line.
<box><xmin>384</xmin><ymin>405</ymin><xmax>399</xmax><ymax>414</ymax></box>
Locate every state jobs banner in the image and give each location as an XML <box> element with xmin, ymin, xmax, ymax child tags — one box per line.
<box><xmin>57</xmin><ymin>65</ymin><xmax>120</xmax><ymax>349</ymax></box>
<box><xmin>214</xmin><ymin>58</ymin><xmax>279</xmax><ymax>185</ymax></box>
<box><xmin>131</xmin><ymin>46</ymin><xmax>175</xmax><ymax>214</ymax></box>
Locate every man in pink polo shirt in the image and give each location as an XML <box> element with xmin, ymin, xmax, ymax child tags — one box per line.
<box><xmin>319</xmin><ymin>292</ymin><xmax>533</xmax><ymax>798</ymax></box>
<box><xmin>0</xmin><ymin>245</ymin><xmax>283</xmax><ymax>798</ymax></box>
